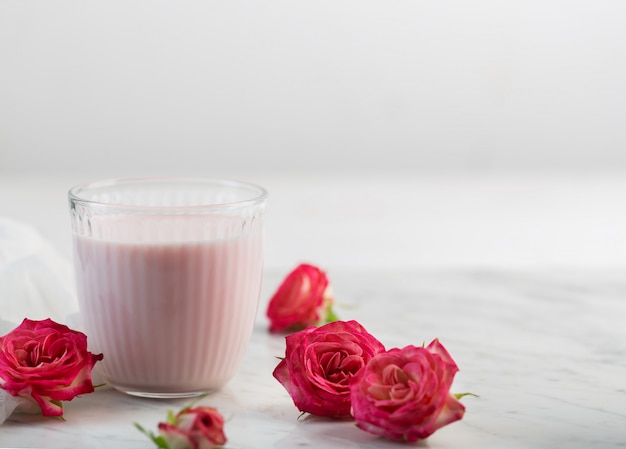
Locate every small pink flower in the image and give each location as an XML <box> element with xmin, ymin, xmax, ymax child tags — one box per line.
<box><xmin>273</xmin><ymin>320</ymin><xmax>385</xmax><ymax>417</ymax></box>
<box><xmin>266</xmin><ymin>263</ymin><xmax>336</xmax><ymax>333</ymax></box>
<box><xmin>158</xmin><ymin>407</ymin><xmax>227</xmax><ymax>449</ymax></box>
<box><xmin>349</xmin><ymin>340</ymin><xmax>465</xmax><ymax>442</ymax></box>
<box><xmin>0</xmin><ymin>318</ymin><xmax>103</xmax><ymax>417</ymax></box>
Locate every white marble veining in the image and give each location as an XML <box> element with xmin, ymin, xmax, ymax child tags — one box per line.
<box><xmin>1</xmin><ymin>269</ymin><xmax>625</xmax><ymax>449</ymax></box>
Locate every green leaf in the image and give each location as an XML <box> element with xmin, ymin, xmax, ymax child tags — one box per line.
<box><xmin>135</xmin><ymin>422</ymin><xmax>170</xmax><ymax>449</ymax></box>
<box><xmin>324</xmin><ymin>305</ymin><xmax>339</xmax><ymax>323</ymax></box>
<box><xmin>134</xmin><ymin>422</ymin><xmax>155</xmax><ymax>439</ymax></box>
<box><xmin>152</xmin><ymin>436</ymin><xmax>170</xmax><ymax>449</ymax></box>
<box><xmin>454</xmin><ymin>392</ymin><xmax>479</xmax><ymax>400</ymax></box>
<box><xmin>166</xmin><ymin>409</ymin><xmax>177</xmax><ymax>425</ymax></box>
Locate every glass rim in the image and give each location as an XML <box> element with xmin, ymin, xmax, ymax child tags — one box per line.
<box><xmin>68</xmin><ymin>176</ymin><xmax>268</xmax><ymax>212</ymax></box>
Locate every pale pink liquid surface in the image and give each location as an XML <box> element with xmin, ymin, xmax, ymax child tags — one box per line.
<box><xmin>72</xmin><ymin>215</ymin><xmax>263</xmax><ymax>396</ymax></box>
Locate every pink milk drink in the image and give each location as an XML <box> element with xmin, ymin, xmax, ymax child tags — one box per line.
<box><xmin>68</xmin><ymin>178</ymin><xmax>267</xmax><ymax>398</ymax></box>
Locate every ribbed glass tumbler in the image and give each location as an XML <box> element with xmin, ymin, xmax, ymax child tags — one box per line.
<box><xmin>68</xmin><ymin>177</ymin><xmax>267</xmax><ymax>398</ymax></box>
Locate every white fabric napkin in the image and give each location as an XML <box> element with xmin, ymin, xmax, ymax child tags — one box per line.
<box><xmin>0</xmin><ymin>217</ymin><xmax>78</xmax><ymax>324</ymax></box>
<box><xmin>0</xmin><ymin>390</ymin><xmax>41</xmax><ymax>425</ymax></box>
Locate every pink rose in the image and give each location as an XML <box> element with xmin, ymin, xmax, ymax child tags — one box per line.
<box><xmin>266</xmin><ymin>263</ymin><xmax>335</xmax><ymax>333</ymax></box>
<box><xmin>273</xmin><ymin>320</ymin><xmax>385</xmax><ymax>417</ymax></box>
<box><xmin>349</xmin><ymin>339</ymin><xmax>465</xmax><ymax>442</ymax></box>
<box><xmin>158</xmin><ymin>406</ymin><xmax>227</xmax><ymax>449</ymax></box>
<box><xmin>0</xmin><ymin>318</ymin><xmax>103</xmax><ymax>417</ymax></box>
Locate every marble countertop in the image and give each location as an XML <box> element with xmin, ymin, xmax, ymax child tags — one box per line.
<box><xmin>1</xmin><ymin>269</ymin><xmax>625</xmax><ymax>448</ymax></box>
<box><xmin>1</xmin><ymin>172</ymin><xmax>625</xmax><ymax>448</ymax></box>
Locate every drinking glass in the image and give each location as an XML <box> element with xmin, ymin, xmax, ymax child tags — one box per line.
<box><xmin>68</xmin><ymin>177</ymin><xmax>267</xmax><ymax>398</ymax></box>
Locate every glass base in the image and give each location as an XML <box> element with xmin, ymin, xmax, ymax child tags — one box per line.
<box><xmin>114</xmin><ymin>387</ymin><xmax>215</xmax><ymax>399</ymax></box>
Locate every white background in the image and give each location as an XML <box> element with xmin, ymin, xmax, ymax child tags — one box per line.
<box><xmin>1</xmin><ymin>1</ymin><xmax>626</xmax><ymax>271</ymax></box>
<box><xmin>2</xmin><ymin>1</ymin><xmax>626</xmax><ymax>175</ymax></box>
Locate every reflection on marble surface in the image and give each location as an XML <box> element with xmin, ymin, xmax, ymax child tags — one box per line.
<box><xmin>1</xmin><ymin>270</ymin><xmax>625</xmax><ymax>448</ymax></box>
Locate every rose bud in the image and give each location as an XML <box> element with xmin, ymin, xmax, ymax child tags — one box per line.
<box><xmin>266</xmin><ymin>263</ymin><xmax>336</xmax><ymax>333</ymax></box>
<box><xmin>273</xmin><ymin>320</ymin><xmax>385</xmax><ymax>418</ymax></box>
<box><xmin>158</xmin><ymin>406</ymin><xmax>227</xmax><ymax>449</ymax></box>
<box><xmin>349</xmin><ymin>339</ymin><xmax>466</xmax><ymax>442</ymax></box>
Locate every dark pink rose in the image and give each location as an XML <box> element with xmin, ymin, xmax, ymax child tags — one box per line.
<box><xmin>273</xmin><ymin>320</ymin><xmax>385</xmax><ymax>417</ymax></box>
<box><xmin>158</xmin><ymin>406</ymin><xmax>227</xmax><ymax>449</ymax></box>
<box><xmin>266</xmin><ymin>263</ymin><xmax>335</xmax><ymax>333</ymax></box>
<box><xmin>0</xmin><ymin>318</ymin><xmax>103</xmax><ymax>417</ymax></box>
<box><xmin>350</xmin><ymin>339</ymin><xmax>465</xmax><ymax>442</ymax></box>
